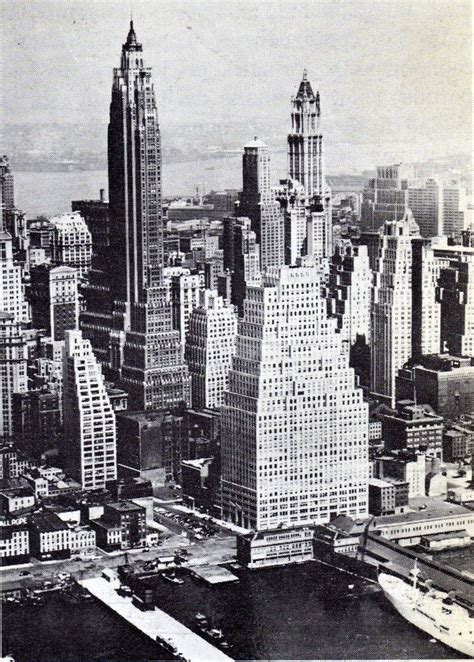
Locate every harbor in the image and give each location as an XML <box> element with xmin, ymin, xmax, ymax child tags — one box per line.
<box><xmin>79</xmin><ymin>577</ymin><xmax>233</xmax><ymax>662</ymax></box>
<box><xmin>3</xmin><ymin>561</ymin><xmax>464</xmax><ymax>661</ymax></box>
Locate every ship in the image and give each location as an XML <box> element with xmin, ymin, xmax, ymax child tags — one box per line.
<box><xmin>378</xmin><ymin>562</ymin><xmax>474</xmax><ymax>657</ymax></box>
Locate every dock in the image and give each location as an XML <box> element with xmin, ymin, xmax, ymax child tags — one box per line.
<box><xmin>80</xmin><ymin>577</ymin><xmax>233</xmax><ymax>662</ymax></box>
<box><xmin>189</xmin><ymin>565</ymin><xmax>239</xmax><ymax>585</ymax></box>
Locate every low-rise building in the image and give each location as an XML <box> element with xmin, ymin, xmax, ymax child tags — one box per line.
<box><xmin>396</xmin><ymin>355</ymin><xmax>474</xmax><ymax>419</ymax></box>
<box><xmin>90</xmin><ymin>518</ymin><xmax>122</xmax><ymax>552</ymax></box>
<box><xmin>181</xmin><ymin>457</ymin><xmax>218</xmax><ymax>512</ymax></box>
<box><xmin>443</xmin><ymin>428</ymin><xmax>471</xmax><ymax>462</ymax></box>
<box><xmin>371</xmin><ymin>498</ymin><xmax>474</xmax><ymax>547</ymax></box>
<box><xmin>420</xmin><ymin>530</ymin><xmax>471</xmax><ymax>552</ymax></box>
<box><xmin>29</xmin><ymin>512</ymin><xmax>71</xmax><ymax>561</ymax></box>
<box><xmin>374</xmin><ymin>451</ymin><xmax>426</xmax><ymax>498</ymax></box>
<box><xmin>381</xmin><ymin>400</ymin><xmax>443</xmax><ymax>458</ymax></box>
<box><xmin>0</xmin><ymin>478</ymin><xmax>36</xmax><ymax>516</ymax></box>
<box><xmin>69</xmin><ymin>525</ymin><xmax>96</xmax><ymax>557</ymax></box>
<box><xmin>368</xmin><ymin>478</ymin><xmax>409</xmax><ymax>516</ymax></box>
<box><xmin>0</xmin><ymin>525</ymin><xmax>30</xmax><ymax>565</ymax></box>
<box><xmin>236</xmin><ymin>526</ymin><xmax>314</xmax><ymax>569</ymax></box>
<box><xmin>102</xmin><ymin>501</ymin><xmax>146</xmax><ymax>549</ymax></box>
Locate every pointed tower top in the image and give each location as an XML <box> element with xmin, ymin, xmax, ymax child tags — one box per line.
<box><xmin>296</xmin><ymin>70</ymin><xmax>315</xmax><ymax>100</ymax></box>
<box><xmin>123</xmin><ymin>19</ymin><xmax>142</xmax><ymax>52</ymax></box>
<box><xmin>126</xmin><ymin>20</ymin><xmax>137</xmax><ymax>45</ymax></box>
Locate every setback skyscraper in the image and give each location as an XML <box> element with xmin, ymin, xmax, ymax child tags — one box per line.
<box><xmin>221</xmin><ymin>261</ymin><xmax>368</xmax><ymax>531</ymax></box>
<box><xmin>371</xmin><ymin>212</ymin><xmax>420</xmax><ymax>405</ymax></box>
<box><xmin>105</xmin><ymin>22</ymin><xmax>190</xmax><ymax>409</ymax></box>
<box><xmin>63</xmin><ymin>330</ymin><xmax>117</xmax><ymax>490</ymax></box>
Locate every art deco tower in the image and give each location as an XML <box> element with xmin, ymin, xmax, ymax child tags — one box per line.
<box><xmin>221</xmin><ymin>261</ymin><xmax>368</xmax><ymax>531</ymax></box>
<box><xmin>108</xmin><ymin>21</ymin><xmax>163</xmax><ymax>307</ymax></box>
<box><xmin>108</xmin><ymin>22</ymin><xmax>190</xmax><ymax>410</ymax></box>
<box><xmin>287</xmin><ymin>70</ymin><xmax>324</xmax><ymax>201</ymax></box>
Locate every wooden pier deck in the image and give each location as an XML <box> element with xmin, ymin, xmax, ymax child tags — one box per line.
<box><xmin>80</xmin><ymin>577</ymin><xmax>233</xmax><ymax>662</ymax></box>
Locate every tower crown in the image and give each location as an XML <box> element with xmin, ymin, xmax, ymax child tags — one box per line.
<box><xmin>123</xmin><ymin>20</ymin><xmax>142</xmax><ymax>52</ymax></box>
<box><xmin>296</xmin><ymin>69</ymin><xmax>316</xmax><ymax>100</ymax></box>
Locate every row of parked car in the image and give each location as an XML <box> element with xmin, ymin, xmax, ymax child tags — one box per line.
<box><xmin>153</xmin><ymin>507</ymin><xmax>218</xmax><ymax>540</ymax></box>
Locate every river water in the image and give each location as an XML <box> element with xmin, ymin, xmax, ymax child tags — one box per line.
<box><xmin>14</xmin><ymin>152</ymin><xmax>288</xmax><ymax>219</ymax></box>
<box><xmin>2</xmin><ymin>561</ymin><xmax>463</xmax><ymax>661</ymax></box>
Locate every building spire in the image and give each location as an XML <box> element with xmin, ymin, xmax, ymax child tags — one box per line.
<box><xmin>122</xmin><ymin>18</ymin><xmax>142</xmax><ymax>53</ymax></box>
<box><xmin>126</xmin><ymin>19</ymin><xmax>137</xmax><ymax>46</ymax></box>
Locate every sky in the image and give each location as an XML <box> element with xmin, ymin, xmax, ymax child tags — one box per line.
<box><xmin>1</xmin><ymin>0</ymin><xmax>472</xmax><ymax>163</ymax></box>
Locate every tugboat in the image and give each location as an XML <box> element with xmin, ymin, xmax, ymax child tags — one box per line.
<box><xmin>379</xmin><ymin>561</ymin><xmax>474</xmax><ymax>657</ymax></box>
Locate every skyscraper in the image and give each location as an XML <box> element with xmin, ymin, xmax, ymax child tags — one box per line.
<box><xmin>108</xmin><ymin>20</ymin><xmax>163</xmax><ymax>315</ymax></box>
<box><xmin>371</xmin><ymin>212</ymin><xmax>420</xmax><ymax>405</ymax></box>
<box><xmin>0</xmin><ymin>156</ymin><xmax>15</xmax><ymax>231</ymax></box>
<box><xmin>438</xmin><ymin>254</ymin><xmax>474</xmax><ymax>357</ymax></box>
<box><xmin>361</xmin><ymin>164</ymin><xmax>413</xmax><ymax>232</ymax></box>
<box><xmin>0</xmin><ymin>313</ymin><xmax>28</xmax><ymax>439</ymax></box>
<box><xmin>408</xmin><ymin>178</ymin><xmax>442</xmax><ymax>238</ymax></box>
<box><xmin>285</xmin><ymin>72</ymin><xmax>332</xmax><ymax>262</ymax></box>
<box><xmin>0</xmin><ymin>231</ymin><xmax>30</xmax><ymax>324</ymax></box>
<box><xmin>326</xmin><ymin>242</ymin><xmax>372</xmax><ymax>347</ymax></box>
<box><xmin>223</xmin><ymin>216</ymin><xmax>261</xmax><ymax>315</ymax></box>
<box><xmin>221</xmin><ymin>261</ymin><xmax>368</xmax><ymax>531</ymax></box>
<box><xmin>50</xmin><ymin>212</ymin><xmax>92</xmax><ymax>280</ymax></box>
<box><xmin>106</xmin><ymin>22</ymin><xmax>190</xmax><ymax>409</ymax></box>
<box><xmin>239</xmin><ymin>138</ymin><xmax>271</xmax><ymax>243</ymax></box>
<box><xmin>171</xmin><ymin>272</ymin><xmax>205</xmax><ymax>345</ymax></box>
<box><xmin>287</xmin><ymin>70</ymin><xmax>324</xmax><ymax>200</ymax></box>
<box><xmin>29</xmin><ymin>265</ymin><xmax>79</xmax><ymax>341</ymax></box>
<box><xmin>63</xmin><ymin>330</ymin><xmax>117</xmax><ymax>490</ymax></box>
<box><xmin>239</xmin><ymin>138</ymin><xmax>285</xmax><ymax>271</ymax></box>
<box><xmin>185</xmin><ymin>290</ymin><xmax>238</xmax><ymax>410</ymax></box>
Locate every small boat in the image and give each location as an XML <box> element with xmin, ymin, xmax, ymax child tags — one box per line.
<box><xmin>195</xmin><ymin>612</ymin><xmax>207</xmax><ymax>622</ymax></box>
<box><xmin>348</xmin><ymin>584</ymin><xmax>355</xmax><ymax>590</ymax></box>
<box><xmin>208</xmin><ymin>628</ymin><xmax>224</xmax><ymax>640</ymax></box>
<box><xmin>162</xmin><ymin>572</ymin><xmax>184</xmax><ymax>585</ymax></box>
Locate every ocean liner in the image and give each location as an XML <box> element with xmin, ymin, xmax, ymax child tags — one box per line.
<box><xmin>379</xmin><ymin>563</ymin><xmax>473</xmax><ymax>657</ymax></box>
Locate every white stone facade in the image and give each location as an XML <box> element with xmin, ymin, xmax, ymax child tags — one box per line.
<box><xmin>371</xmin><ymin>213</ymin><xmax>419</xmax><ymax>404</ymax></box>
<box><xmin>221</xmin><ymin>262</ymin><xmax>368</xmax><ymax>531</ymax></box>
<box><xmin>185</xmin><ymin>290</ymin><xmax>238</xmax><ymax>410</ymax></box>
<box><xmin>50</xmin><ymin>212</ymin><xmax>92</xmax><ymax>279</ymax></box>
<box><xmin>63</xmin><ymin>330</ymin><xmax>117</xmax><ymax>490</ymax></box>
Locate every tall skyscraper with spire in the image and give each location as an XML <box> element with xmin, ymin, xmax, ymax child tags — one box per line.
<box><xmin>107</xmin><ymin>22</ymin><xmax>190</xmax><ymax>410</ymax></box>
<box><xmin>284</xmin><ymin>72</ymin><xmax>332</xmax><ymax>262</ymax></box>
<box><xmin>287</xmin><ymin>70</ymin><xmax>324</xmax><ymax>201</ymax></box>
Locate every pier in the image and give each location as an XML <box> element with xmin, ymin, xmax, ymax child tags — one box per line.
<box><xmin>189</xmin><ymin>565</ymin><xmax>239</xmax><ymax>585</ymax></box>
<box><xmin>79</xmin><ymin>577</ymin><xmax>233</xmax><ymax>662</ymax></box>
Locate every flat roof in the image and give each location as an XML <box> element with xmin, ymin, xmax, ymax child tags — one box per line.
<box><xmin>107</xmin><ymin>500</ymin><xmax>144</xmax><ymax>513</ymax></box>
<box><xmin>374</xmin><ymin>497</ymin><xmax>472</xmax><ymax>527</ymax></box>
<box><xmin>91</xmin><ymin>518</ymin><xmax>121</xmax><ymax>531</ymax></box>
<box><xmin>422</xmin><ymin>530</ymin><xmax>469</xmax><ymax>541</ymax></box>
<box><xmin>369</xmin><ymin>478</ymin><xmax>394</xmax><ymax>488</ymax></box>
<box><xmin>31</xmin><ymin>512</ymin><xmax>69</xmax><ymax>533</ymax></box>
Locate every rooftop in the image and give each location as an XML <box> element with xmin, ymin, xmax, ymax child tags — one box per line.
<box><xmin>31</xmin><ymin>512</ymin><xmax>69</xmax><ymax>533</ymax></box>
<box><xmin>91</xmin><ymin>518</ymin><xmax>121</xmax><ymax>531</ymax></box>
<box><xmin>107</xmin><ymin>500</ymin><xmax>144</xmax><ymax>513</ymax></box>
<box><xmin>373</xmin><ymin>497</ymin><xmax>472</xmax><ymax>527</ymax></box>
